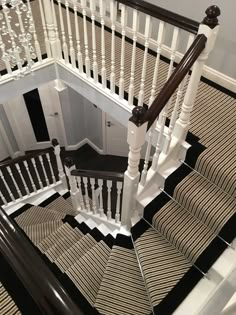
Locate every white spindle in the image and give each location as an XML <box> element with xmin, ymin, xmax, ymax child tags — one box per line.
<box><xmin>90</xmin><ymin>177</ymin><xmax>97</xmax><ymax>214</ymax></box>
<box><xmin>7</xmin><ymin>166</ymin><xmax>23</xmax><ymax>199</ymax></box>
<box><xmin>90</xmin><ymin>0</ymin><xmax>98</xmax><ymax>83</ymax></box>
<box><xmin>39</xmin><ymin>155</ymin><xmax>50</xmax><ymax>187</ymax></box>
<box><xmin>23</xmin><ymin>160</ymin><xmax>37</xmax><ymax>193</ymax></box>
<box><xmin>64</xmin><ymin>158</ymin><xmax>80</xmax><ymax>211</ymax></box>
<box><xmin>128</xmin><ymin>9</ymin><xmax>139</xmax><ymax>106</ymax></box>
<box><xmin>38</xmin><ymin>0</ymin><xmax>52</xmax><ymax>58</ymax></box>
<box><xmin>106</xmin><ymin>180</ymin><xmax>112</xmax><ymax>220</ymax></box>
<box><xmin>77</xmin><ymin>176</ymin><xmax>85</xmax><ymax>210</ymax></box>
<box><xmin>51</xmin><ymin>0</ymin><xmax>62</xmax><ymax>59</ymax></box>
<box><xmin>16</xmin><ymin>163</ymin><xmax>30</xmax><ymax>196</ymax></box>
<box><xmin>110</xmin><ymin>0</ymin><xmax>117</xmax><ymax>94</ymax></box>
<box><xmin>81</xmin><ymin>0</ymin><xmax>90</xmax><ymax>77</ymax></box>
<box><xmin>73</xmin><ymin>1</ymin><xmax>83</xmax><ymax>73</ymax></box>
<box><xmin>52</xmin><ymin>140</ymin><xmax>67</xmax><ymax>189</ymax></box>
<box><xmin>0</xmin><ymin>170</ymin><xmax>15</xmax><ymax>202</ymax></box>
<box><xmin>82</xmin><ymin>177</ymin><xmax>90</xmax><ymax>211</ymax></box>
<box><xmin>0</xmin><ymin>34</ymin><xmax>12</xmax><ymax>74</ymax></box>
<box><xmin>163</xmin><ymin>34</ymin><xmax>194</xmax><ymax>154</ymax></box>
<box><xmin>149</xmin><ymin>21</ymin><xmax>166</xmax><ymax>105</ymax></box>
<box><xmin>138</xmin><ymin>15</ymin><xmax>152</xmax><ymax>106</ymax></box>
<box><xmin>0</xmin><ymin>190</ymin><xmax>7</xmax><ymax>206</ymax></box>
<box><xmin>115</xmin><ymin>181</ymin><xmax>122</xmax><ymax>223</ymax></box>
<box><xmin>100</xmin><ymin>0</ymin><xmax>106</xmax><ymax>87</ymax></box>
<box><xmin>31</xmin><ymin>157</ymin><xmax>44</xmax><ymax>189</ymax></box>
<box><xmin>65</xmin><ymin>0</ymin><xmax>76</xmax><ymax>68</ymax></box>
<box><xmin>98</xmin><ymin>178</ymin><xmax>104</xmax><ymax>217</ymax></box>
<box><xmin>58</xmin><ymin>0</ymin><xmax>69</xmax><ymax>63</ymax></box>
<box><xmin>27</xmin><ymin>0</ymin><xmax>42</xmax><ymax>62</ymax></box>
<box><xmin>119</xmin><ymin>4</ymin><xmax>127</xmax><ymax>99</ymax></box>
<box><xmin>46</xmin><ymin>153</ymin><xmax>56</xmax><ymax>184</ymax></box>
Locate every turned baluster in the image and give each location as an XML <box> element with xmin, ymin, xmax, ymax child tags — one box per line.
<box><xmin>46</xmin><ymin>152</ymin><xmax>56</xmax><ymax>184</ymax></box>
<box><xmin>115</xmin><ymin>181</ymin><xmax>123</xmax><ymax>223</ymax></box>
<box><xmin>81</xmin><ymin>0</ymin><xmax>91</xmax><ymax>77</ymax></box>
<box><xmin>52</xmin><ymin>139</ymin><xmax>67</xmax><ymax>189</ymax></box>
<box><xmin>7</xmin><ymin>166</ymin><xmax>23</xmax><ymax>199</ymax></box>
<box><xmin>73</xmin><ymin>1</ymin><xmax>83</xmax><ymax>73</ymax></box>
<box><xmin>23</xmin><ymin>161</ymin><xmax>37</xmax><ymax>193</ymax></box>
<box><xmin>0</xmin><ymin>190</ymin><xmax>7</xmax><ymax>207</ymax></box>
<box><xmin>0</xmin><ymin>170</ymin><xmax>15</xmax><ymax>202</ymax></box>
<box><xmin>89</xmin><ymin>0</ymin><xmax>98</xmax><ymax>82</ymax></box>
<box><xmin>90</xmin><ymin>177</ymin><xmax>97</xmax><ymax>214</ymax></box>
<box><xmin>58</xmin><ymin>0</ymin><xmax>69</xmax><ymax>63</ymax></box>
<box><xmin>16</xmin><ymin>163</ymin><xmax>30</xmax><ymax>196</ymax></box>
<box><xmin>38</xmin><ymin>0</ymin><xmax>51</xmax><ymax>58</ymax></box>
<box><xmin>106</xmin><ymin>180</ymin><xmax>112</xmax><ymax>220</ymax></box>
<box><xmin>64</xmin><ymin>157</ymin><xmax>80</xmax><ymax>211</ymax></box>
<box><xmin>100</xmin><ymin>0</ymin><xmax>106</xmax><ymax>88</ymax></box>
<box><xmin>110</xmin><ymin>0</ymin><xmax>117</xmax><ymax>94</ymax></box>
<box><xmin>39</xmin><ymin>155</ymin><xmax>50</xmax><ymax>187</ymax></box>
<box><xmin>51</xmin><ymin>0</ymin><xmax>62</xmax><ymax>59</ymax></box>
<box><xmin>65</xmin><ymin>0</ymin><xmax>76</xmax><ymax>67</ymax></box>
<box><xmin>128</xmin><ymin>9</ymin><xmax>139</xmax><ymax>106</ymax></box>
<box><xmin>31</xmin><ymin>157</ymin><xmax>43</xmax><ymax>190</ymax></box>
<box><xmin>121</xmin><ymin>106</ymin><xmax>148</xmax><ymax>227</ymax></box>
<box><xmin>98</xmin><ymin>178</ymin><xmax>104</xmax><ymax>217</ymax></box>
<box><xmin>76</xmin><ymin>176</ymin><xmax>85</xmax><ymax>211</ymax></box>
<box><xmin>138</xmin><ymin>15</ymin><xmax>152</xmax><ymax>106</ymax></box>
<box><xmin>119</xmin><ymin>4</ymin><xmax>127</xmax><ymax>99</ymax></box>
<box><xmin>82</xmin><ymin>177</ymin><xmax>90</xmax><ymax>212</ymax></box>
<box><xmin>0</xmin><ymin>33</ymin><xmax>11</xmax><ymax>74</ymax></box>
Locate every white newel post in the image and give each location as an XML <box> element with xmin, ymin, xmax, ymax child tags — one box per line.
<box><xmin>64</xmin><ymin>157</ymin><xmax>80</xmax><ymax>211</ymax></box>
<box><xmin>51</xmin><ymin>139</ymin><xmax>67</xmax><ymax>189</ymax></box>
<box><xmin>121</xmin><ymin>107</ymin><xmax>148</xmax><ymax>227</ymax></box>
<box><xmin>42</xmin><ymin>0</ymin><xmax>58</xmax><ymax>59</ymax></box>
<box><xmin>173</xmin><ymin>6</ymin><xmax>220</xmax><ymax>142</ymax></box>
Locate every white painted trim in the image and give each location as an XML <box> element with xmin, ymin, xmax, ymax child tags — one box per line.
<box><xmin>66</xmin><ymin>138</ymin><xmax>87</xmax><ymax>151</ymax></box>
<box><xmin>86</xmin><ymin>138</ymin><xmax>104</xmax><ymax>155</ymax></box>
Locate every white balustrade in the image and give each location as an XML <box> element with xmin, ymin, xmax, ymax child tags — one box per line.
<box><xmin>76</xmin><ymin>176</ymin><xmax>85</xmax><ymax>210</ymax></box>
<box><xmin>16</xmin><ymin>163</ymin><xmax>30</xmax><ymax>196</ymax></box>
<box><xmin>119</xmin><ymin>4</ymin><xmax>127</xmax><ymax>99</ymax></box>
<box><xmin>138</xmin><ymin>15</ymin><xmax>152</xmax><ymax>106</ymax></box>
<box><xmin>82</xmin><ymin>176</ymin><xmax>90</xmax><ymax>211</ymax></box>
<box><xmin>81</xmin><ymin>0</ymin><xmax>91</xmax><ymax>77</ymax></box>
<box><xmin>31</xmin><ymin>157</ymin><xmax>44</xmax><ymax>190</ymax></box>
<box><xmin>73</xmin><ymin>0</ymin><xmax>83</xmax><ymax>73</ymax></box>
<box><xmin>106</xmin><ymin>180</ymin><xmax>112</xmax><ymax>220</ymax></box>
<box><xmin>39</xmin><ymin>155</ymin><xmax>50</xmax><ymax>187</ymax></box>
<box><xmin>23</xmin><ymin>160</ymin><xmax>37</xmax><ymax>193</ymax></box>
<box><xmin>0</xmin><ymin>33</ymin><xmax>12</xmax><ymax>75</ymax></box>
<box><xmin>128</xmin><ymin>9</ymin><xmax>139</xmax><ymax>106</ymax></box>
<box><xmin>0</xmin><ymin>190</ymin><xmax>7</xmax><ymax>207</ymax></box>
<box><xmin>51</xmin><ymin>0</ymin><xmax>62</xmax><ymax>59</ymax></box>
<box><xmin>65</xmin><ymin>0</ymin><xmax>76</xmax><ymax>68</ymax></box>
<box><xmin>38</xmin><ymin>0</ymin><xmax>52</xmax><ymax>58</ymax></box>
<box><xmin>98</xmin><ymin>178</ymin><xmax>104</xmax><ymax>217</ymax></box>
<box><xmin>52</xmin><ymin>139</ymin><xmax>67</xmax><ymax>189</ymax></box>
<box><xmin>89</xmin><ymin>0</ymin><xmax>98</xmax><ymax>83</ymax></box>
<box><xmin>46</xmin><ymin>153</ymin><xmax>56</xmax><ymax>184</ymax></box>
<box><xmin>90</xmin><ymin>177</ymin><xmax>97</xmax><ymax>214</ymax></box>
<box><xmin>110</xmin><ymin>0</ymin><xmax>117</xmax><ymax>94</ymax></box>
<box><xmin>7</xmin><ymin>166</ymin><xmax>23</xmax><ymax>199</ymax></box>
<box><xmin>58</xmin><ymin>0</ymin><xmax>69</xmax><ymax>63</ymax></box>
<box><xmin>0</xmin><ymin>170</ymin><xmax>15</xmax><ymax>202</ymax></box>
<box><xmin>115</xmin><ymin>181</ymin><xmax>122</xmax><ymax>223</ymax></box>
<box><xmin>99</xmin><ymin>0</ymin><xmax>106</xmax><ymax>88</ymax></box>
<box><xmin>64</xmin><ymin>158</ymin><xmax>80</xmax><ymax>211</ymax></box>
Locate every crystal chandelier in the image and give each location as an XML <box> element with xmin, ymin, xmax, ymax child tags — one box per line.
<box><xmin>0</xmin><ymin>0</ymin><xmax>37</xmax><ymax>79</ymax></box>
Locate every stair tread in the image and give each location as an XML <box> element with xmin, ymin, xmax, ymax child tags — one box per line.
<box><xmin>151</xmin><ymin>199</ymin><xmax>218</xmax><ymax>264</ymax></box>
<box><xmin>133</xmin><ymin>222</ymin><xmax>195</xmax><ymax>310</ymax></box>
<box><xmin>66</xmin><ymin>234</ymin><xmax>114</xmax><ymax>306</ymax></box>
<box><xmin>22</xmin><ymin>219</ymin><xmax>63</xmax><ymax>245</ymax></box>
<box><xmin>172</xmin><ymin>171</ymin><xmax>236</xmax><ymax>236</ymax></box>
<box><xmin>55</xmin><ymin>229</ymin><xmax>102</xmax><ymax>272</ymax></box>
<box><xmin>41</xmin><ymin>193</ymin><xmax>75</xmax><ymax>216</ymax></box>
<box><xmin>0</xmin><ymin>282</ymin><xmax>21</xmax><ymax>315</ymax></box>
<box><xmin>95</xmin><ymin>238</ymin><xmax>151</xmax><ymax>315</ymax></box>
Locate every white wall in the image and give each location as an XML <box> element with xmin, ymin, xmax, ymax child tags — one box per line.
<box><xmin>146</xmin><ymin>0</ymin><xmax>236</xmax><ymax>79</ymax></box>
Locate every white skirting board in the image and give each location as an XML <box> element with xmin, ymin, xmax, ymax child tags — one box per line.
<box><xmin>66</xmin><ymin>138</ymin><xmax>104</xmax><ymax>155</ymax></box>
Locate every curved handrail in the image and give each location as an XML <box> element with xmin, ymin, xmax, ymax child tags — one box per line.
<box><xmin>143</xmin><ymin>34</ymin><xmax>207</xmax><ymax>130</ymax></box>
<box><xmin>71</xmin><ymin>169</ymin><xmax>124</xmax><ymax>181</ymax></box>
<box><xmin>0</xmin><ymin>147</ymin><xmax>52</xmax><ymax>168</ymax></box>
<box><xmin>117</xmin><ymin>0</ymin><xmax>199</xmax><ymax>34</ymax></box>
<box><xmin>0</xmin><ymin>206</ymin><xmax>85</xmax><ymax>315</ymax></box>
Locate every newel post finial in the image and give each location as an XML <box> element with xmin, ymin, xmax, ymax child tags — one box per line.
<box><xmin>129</xmin><ymin>106</ymin><xmax>147</xmax><ymax>126</ymax></box>
<box><xmin>202</xmin><ymin>5</ymin><xmax>221</xmax><ymax>29</ymax></box>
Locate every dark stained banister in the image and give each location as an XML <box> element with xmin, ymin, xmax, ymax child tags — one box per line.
<box><xmin>117</xmin><ymin>0</ymin><xmax>200</xmax><ymax>34</ymax></box>
<box><xmin>0</xmin><ymin>206</ymin><xmax>85</xmax><ymax>315</ymax></box>
<box><xmin>71</xmin><ymin>169</ymin><xmax>124</xmax><ymax>182</ymax></box>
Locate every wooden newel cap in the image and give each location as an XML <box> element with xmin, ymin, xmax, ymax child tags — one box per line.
<box><xmin>202</xmin><ymin>5</ymin><xmax>221</xmax><ymax>28</ymax></box>
<box><xmin>129</xmin><ymin>106</ymin><xmax>147</xmax><ymax>127</ymax></box>
<box><xmin>64</xmin><ymin>156</ymin><xmax>75</xmax><ymax>168</ymax></box>
<box><xmin>51</xmin><ymin>138</ymin><xmax>59</xmax><ymax>147</ymax></box>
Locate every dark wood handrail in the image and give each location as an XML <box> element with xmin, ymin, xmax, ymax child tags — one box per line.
<box><xmin>71</xmin><ymin>169</ymin><xmax>124</xmax><ymax>182</ymax></box>
<box><xmin>117</xmin><ymin>0</ymin><xmax>199</xmax><ymax>34</ymax></box>
<box><xmin>143</xmin><ymin>34</ymin><xmax>207</xmax><ymax>130</ymax></box>
<box><xmin>0</xmin><ymin>147</ymin><xmax>52</xmax><ymax>168</ymax></box>
<box><xmin>0</xmin><ymin>206</ymin><xmax>85</xmax><ymax>315</ymax></box>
